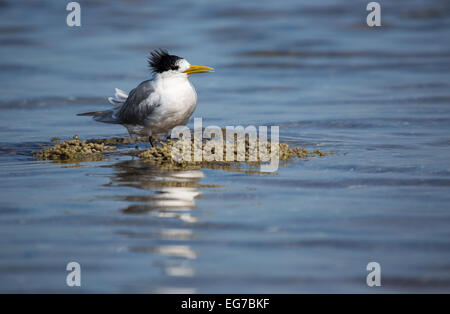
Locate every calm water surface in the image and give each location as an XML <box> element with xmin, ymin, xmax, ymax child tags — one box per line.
<box><xmin>0</xmin><ymin>0</ymin><xmax>450</xmax><ymax>292</ymax></box>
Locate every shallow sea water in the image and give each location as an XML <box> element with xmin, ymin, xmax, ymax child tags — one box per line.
<box><xmin>0</xmin><ymin>0</ymin><xmax>450</xmax><ymax>293</ymax></box>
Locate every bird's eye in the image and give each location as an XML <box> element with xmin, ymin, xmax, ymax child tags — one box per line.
<box><xmin>171</xmin><ymin>66</ymin><xmax>179</xmax><ymax>71</ymax></box>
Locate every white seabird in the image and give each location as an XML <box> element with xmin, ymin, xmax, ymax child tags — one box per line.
<box><xmin>78</xmin><ymin>49</ymin><xmax>213</xmax><ymax>145</ymax></box>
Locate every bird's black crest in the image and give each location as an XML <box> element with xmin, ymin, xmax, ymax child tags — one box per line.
<box><xmin>148</xmin><ymin>49</ymin><xmax>182</xmax><ymax>73</ymax></box>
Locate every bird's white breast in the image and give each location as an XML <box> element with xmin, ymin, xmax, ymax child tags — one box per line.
<box><xmin>146</xmin><ymin>73</ymin><xmax>197</xmax><ymax>134</ymax></box>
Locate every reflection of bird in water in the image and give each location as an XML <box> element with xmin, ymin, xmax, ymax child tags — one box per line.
<box><xmin>110</xmin><ymin>160</ymin><xmax>204</xmax><ymax>222</ymax></box>
<box><xmin>110</xmin><ymin>160</ymin><xmax>202</xmax><ymax>278</ymax></box>
<box><xmin>78</xmin><ymin>49</ymin><xmax>213</xmax><ymax>146</ymax></box>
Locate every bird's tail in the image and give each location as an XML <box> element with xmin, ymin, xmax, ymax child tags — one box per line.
<box><xmin>77</xmin><ymin>110</ymin><xmax>118</xmax><ymax>124</ymax></box>
<box><xmin>77</xmin><ymin>88</ymin><xmax>129</xmax><ymax>124</ymax></box>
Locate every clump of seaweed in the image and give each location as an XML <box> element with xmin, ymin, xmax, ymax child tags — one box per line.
<box><xmin>32</xmin><ymin>134</ymin><xmax>333</xmax><ymax>170</ymax></box>
<box><xmin>138</xmin><ymin>137</ymin><xmax>332</xmax><ymax>170</ymax></box>
<box><xmin>33</xmin><ymin>135</ymin><xmax>116</xmax><ymax>161</ymax></box>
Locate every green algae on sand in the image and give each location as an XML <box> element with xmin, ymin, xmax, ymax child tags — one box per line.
<box><xmin>33</xmin><ymin>135</ymin><xmax>116</xmax><ymax>161</ymax></box>
<box><xmin>138</xmin><ymin>138</ymin><xmax>332</xmax><ymax>170</ymax></box>
<box><xmin>32</xmin><ymin>135</ymin><xmax>332</xmax><ymax>170</ymax></box>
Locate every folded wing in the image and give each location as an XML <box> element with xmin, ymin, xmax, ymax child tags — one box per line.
<box><xmin>114</xmin><ymin>80</ymin><xmax>158</xmax><ymax>125</ymax></box>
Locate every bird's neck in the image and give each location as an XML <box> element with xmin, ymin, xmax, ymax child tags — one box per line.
<box><xmin>155</xmin><ymin>72</ymin><xmax>192</xmax><ymax>91</ymax></box>
<box><xmin>156</xmin><ymin>71</ymin><xmax>189</xmax><ymax>82</ymax></box>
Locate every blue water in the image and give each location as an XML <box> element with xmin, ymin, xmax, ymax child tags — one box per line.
<box><xmin>0</xmin><ymin>0</ymin><xmax>450</xmax><ymax>293</ymax></box>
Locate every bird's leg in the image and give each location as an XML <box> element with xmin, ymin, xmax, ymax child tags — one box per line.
<box><xmin>127</xmin><ymin>132</ymin><xmax>139</xmax><ymax>150</ymax></box>
<box><xmin>149</xmin><ymin>136</ymin><xmax>155</xmax><ymax>147</ymax></box>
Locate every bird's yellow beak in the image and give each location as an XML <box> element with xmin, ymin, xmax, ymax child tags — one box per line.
<box><xmin>184</xmin><ymin>65</ymin><xmax>214</xmax><ymax>75</ymax></box>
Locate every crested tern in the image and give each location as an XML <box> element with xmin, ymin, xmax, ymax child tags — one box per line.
<box><xmin>78</xmin><ymin>49</ymin><xmax>213</xmax><ymax>145</ymax></box>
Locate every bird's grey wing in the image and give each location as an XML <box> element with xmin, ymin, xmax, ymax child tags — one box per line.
<box><xmin>115</xmin><ymin>80</ymin><xmax>158</xmax><ymax>125</ymax></box>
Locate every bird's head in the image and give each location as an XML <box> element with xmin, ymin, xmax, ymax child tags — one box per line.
<box><xmin>148</xmin><ymin>49</ymin><xmax>214</xmax><ymax>76</ymax></box>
